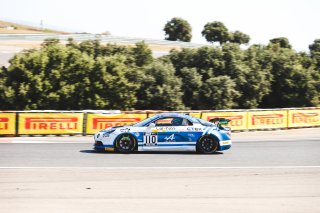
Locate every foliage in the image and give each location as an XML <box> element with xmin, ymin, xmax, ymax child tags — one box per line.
<box><xmin>131</xmin><ymin>41</ymin><xmax>153</xmax><ymax>67</ymax></box>
<box><xmin>0</xmin><ymin>34</ymin><xmax>319</xmax><ymax>110</ymax></box>
<box><xmin>164</xmin><ymin>17</ymin><xmax>192</xmax><ymax>42</ymax></box>
<box><xmin>230</xmin><ymin>31</ymin><xmax>250</xmax><ymax>45</ymax></box>
<box><xmin>198</xmin><ymin>76</ymin><xmax>240</xmax><ymax>109</ymax></box>
<box><xmin>135</xmin><ymin>60</ymin><xmax>184</xmax><ymax>110</ymax></box>
<box><xmin>202</xmin><ymin>21</ymin><xmax>229</xmax><ymax>44</ymax></box>
<box><xmin>269</xmin><ymin>37</ymin><xmax>292</xmax><ymax>49</ymax></box>
<box><xmin>309</xmin><ymin>39</ymin><xmax>320</xmax><ymax>69</ymax></box>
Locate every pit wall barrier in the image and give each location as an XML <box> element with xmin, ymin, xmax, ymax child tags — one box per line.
<box><xmin>0</xmin><ymin>108</ymin><xmax>319</xmax><ymax>136</ymax></box>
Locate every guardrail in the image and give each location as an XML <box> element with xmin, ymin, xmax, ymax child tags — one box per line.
<box><xmin>0</xmin><ymin>108</ymin><xmax>319</xmax><ymax>136</ymax></box>
<box><xmin>0</xmin><ymin>34</ymin><xmax>206</xmax><ymax>48</ymax></box>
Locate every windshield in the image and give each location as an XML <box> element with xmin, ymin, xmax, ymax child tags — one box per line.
<box><xmin>132</xmin><ymin>115</ymin><xmax>157</xmax><ymax>127</ymax></box>
<box><xmin>197</xmin><ymin>118</ymin><xmax>214</xmax><ymax>127</ymax></box>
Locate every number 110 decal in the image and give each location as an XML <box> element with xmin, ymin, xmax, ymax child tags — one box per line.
<box><xmin>144</xmin><ymin>132</ymin><xmax>158</xmax><ymax>145</ymax></box>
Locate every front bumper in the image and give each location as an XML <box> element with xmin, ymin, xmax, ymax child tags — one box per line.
<box><xmin>219</xmin><ymin>140</ymin><xmax>232</xmax><ymax>151</ymax></box>
<box><xmin>94</xmin><ymin>141</ymin><xmax>114</xmax><ymax>151</ymax></box>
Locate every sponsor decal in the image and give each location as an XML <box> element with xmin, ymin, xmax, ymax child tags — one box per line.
<box><xmin>134</xmin><ymin>132</ymin><xmax>140</xmax><ymax>137</ymax></box>
<box><xmin>155</xmin><ymin>127</ymin><xmax>175</xmax><ymax>131</ymax></box>
<box><xmin>164</xmin><ymin>134</ymin><xmax>175</xmax><ymax>142</ymax></box>
<box><xmin>222</xmin><ymin>140</ymin><xmax>231</xmax><ymax>145</ymax></box>
<box><xmin>120</xmin><ymin>128</ymin><xmax>130</xmax><ymax>132</ymax></box>
<box><xmin>187</xmin><ymin>133</ymin><xmax>195</xmax><ymax>137</ymax></box>
<box><xmin>187</xmin><ymin>127</ymin><xmax>202</xmax><ymax>131</ymax></box>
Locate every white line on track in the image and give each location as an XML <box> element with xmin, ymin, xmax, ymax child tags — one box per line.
<box><xmin>0</xmin><ymin>166</ymin><xmax>319</xmax><ymax>169</ymax></box>
<box><xmin>7</xmin><ymin>141</ymin><xmax>90</xmax><ymax>144</ymax></box>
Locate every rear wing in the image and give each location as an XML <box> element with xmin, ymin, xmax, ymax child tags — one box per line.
<box><xmin>209</xmin><ymin>118</ymin><xmax>231</xmax><ymax>131</ymax></box>
<box><xmin>209</xmin><ymin>118</ymin><xmax>231</xmax><ymax>125</ymax></box>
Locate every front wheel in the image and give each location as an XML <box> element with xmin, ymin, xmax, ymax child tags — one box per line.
<box><xmin>197</xmin><ymin>135</ymin><xmax>219</xmax><ymax>154</ymax></box>
<box><xmin>115</xmin><ymin>134</ymin><xmax>137</xmax><ymax>153</ymax></box>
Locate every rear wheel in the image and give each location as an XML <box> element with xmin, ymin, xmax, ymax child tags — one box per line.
<box><xmin>197</xmin><ymin>135</ymin><xmax>219</xmax><ymax>154</ymax></box>
<box><xmin>115</xmin><ymin>134</ymin><xmax>137</xmax><ymax>153</ymax></box>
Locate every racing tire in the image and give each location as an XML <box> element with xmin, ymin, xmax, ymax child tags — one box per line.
<box><xmin>115</xmin><ymin>134</ymin><xmax>137</xmax><ymax>153</ymax></box>
<box><xmin>196</xmin><ymin>135</ymin><xmax>219</xmax><ymax>154</ymax></box>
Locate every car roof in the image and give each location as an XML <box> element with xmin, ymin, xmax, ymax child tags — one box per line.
<box><xmin>155</xmin><ymin>113</ymin><xmax>198</xmax><ymax>121</ymax></box>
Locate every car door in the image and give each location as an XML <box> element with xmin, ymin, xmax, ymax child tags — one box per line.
<box><xmin>142</xmin><ymin>117</ymin><xmax>195</xmax><ymax>151</ymax></box>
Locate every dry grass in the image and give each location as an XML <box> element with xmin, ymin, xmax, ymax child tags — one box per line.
<box><xmin>0</xmin><ymin>20</ymin><xmax>69</xmax><ymax>34</ymax></box>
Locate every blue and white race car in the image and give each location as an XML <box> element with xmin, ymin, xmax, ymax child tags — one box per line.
<box><xmin>93</xmin><ymin>113</ymin><xmax>231</xmax><ymax>154</ymax></box>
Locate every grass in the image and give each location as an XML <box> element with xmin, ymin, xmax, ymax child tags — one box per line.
<box><xmin>0</xmin><ymin>20</ymin><xmax>69</xmax><ymax>34</ymax></box>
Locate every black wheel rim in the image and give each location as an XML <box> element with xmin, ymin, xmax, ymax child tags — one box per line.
<box><xmin>201</xmin><ymin>137</ymin><xmax>216</xmax><ymax>152</ymax></box>
<box><xmin>118</xmin><ymin>135</ymin><xmax>134</xmax><ymax>151</ymax></box>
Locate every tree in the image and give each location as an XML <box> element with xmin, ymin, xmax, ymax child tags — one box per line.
<box><xmin>269</xmin><ymin>37</ymin><xmax>292</xmax><ymax>49</ymax></box>
<box><xmin>131</xmin><ymin>41</ymin><xmax>153</xmax><ymax>67</ymax></box>
<box><xmin>164</xmin><ymin>17</ymin><xmax>192</xmax><ymax>42</ymax></box>
<box><xmin>230</xmin><ymin>30</ymin><xmax>250</xmax><ymax>45</ymax></box>
<box><xmin>261</xmin><ymin>46</ymin><xmax>319</xmax><ymax>107</ymax></box>
<box><xmin>78</xmin><ymin>39</ymin><xmax>102</xmax><ymax>58</ymax></box>
<box><xmin>0</xmin><ymin>39</ymin><xmax>141</xmax><ymax>110</ymax></box>
<box><xmin>179</xmin><ymin>67</ymin><xmax>202</xmax><ymax>109</ymax></box>
<box><xmin>309</xmin><ymin>39</ymin><xmax>320</xmax><ymax>69</ymax></box>
<box><xmin>135</xmin><ymin>60</ymin><xmax>185</xmax><ymax>110</ymax></box>
<box><xmin>202</xmin><ymin>21</ymin><xmax>229</xmax><ymax>44</ymax></box>
<box><xmin>309</xmin><ymin>39</ymin><xmax>320</xmax><ymax>54</ymax></box>
<box><xmin>41</xmin><ymin>38</ymin><xmax>60</xmax><ymax>47</ymax></box>
<box><xmin>198</xmin><ymin>76</ymin><xmax>239</xmax><ymax>109</ymax></box>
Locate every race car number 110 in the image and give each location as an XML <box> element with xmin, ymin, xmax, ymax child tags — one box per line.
<box><xmin>144</xmin><ymin>132</ymin><xmax>158</xmax><ymax>145</ymax></box>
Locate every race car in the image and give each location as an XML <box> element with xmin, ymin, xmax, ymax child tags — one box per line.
<box><xmin>93</xmin><ymin>113</ymin><xmax>231</xmax><ymax>154</ymax></box>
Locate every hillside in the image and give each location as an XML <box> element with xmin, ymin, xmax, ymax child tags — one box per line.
<box><xmin>0</xmin><ymin>20</ymin><xmax>69</xmax><ymax>34</ymax></box>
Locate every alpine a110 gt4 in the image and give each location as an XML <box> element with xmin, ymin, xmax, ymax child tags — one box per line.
<box><xmin>93</xmin><ymin>113</ymin><xmax>231</xmax><ymax>154</ymax></box>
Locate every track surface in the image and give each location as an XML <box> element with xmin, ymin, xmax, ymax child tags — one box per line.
<box><xmin>0</xmin><ymin>128</ymin><xmax>319</xmax><ymax>167</ymax></box>
<box><xmin>0</xmin><ymin>128</ymin><xmax>320</xmax><ymax>213</ymax></box>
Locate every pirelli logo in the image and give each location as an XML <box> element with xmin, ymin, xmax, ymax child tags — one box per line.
<box><xmin>251</xmin><ymin>114</ymin><xmax>284</xmax><ymax>125</ymax></box>
<box><xmin>208</xmin><ymin>115</ymin><xmax>243</xmax><ymax>126</ymax></box>
<box><xmin>25</xmin><ymin>117</ymin><xmax>78</xmax><ymax>130</ymax></box>
<box><xmin>92</xmin><ymin>118</ymin><xmax>141</xmax><ymax>129</ymax></box>
<box><xmin>292</xmin><ymin>112</ymin><xmax>319</xmax><ymax>124</ymax></box>
<box><xmin>0</xmin><ymin>117</ymin><xmax>10</xmax><ymax>130</ymax></box>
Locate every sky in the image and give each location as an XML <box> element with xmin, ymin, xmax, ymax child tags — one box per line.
<box><xmin>0</xmin><ymin>0</ymin><xmax>319</xmax><ymax>51</ymax></box>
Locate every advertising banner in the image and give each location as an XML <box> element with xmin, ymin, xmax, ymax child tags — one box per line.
<box><xmin>86</xmin><ymin>113</ymin><xmax>148</xmax><ymax>134</ymax></box>
<box><xmin>288</xmin><ymin>109</ymin><xmax>320</xmax><ymax>127</ymax></box>
<box><xmin>201</xmin><ymin>111</ymin><xmax>248</xmax><ymax>130</ymax></box>
<box><xmin>188</xmin><ymin>113</ymin><xmax>201</xmax><ymax>118</ymax></box>
<box><xmin>0</xmin><ymin>113</ymin><xmax>16</xmax><ymax>135</ymax></box>
<box><xmin>18</xmin><ymin>113</ymin><xmax>83</xmax><ymax>134</ymax></box>
<box><xmin>248</xmin><ymin>110</ymin><xmax>288</xmax><ymax>129</ymax></box>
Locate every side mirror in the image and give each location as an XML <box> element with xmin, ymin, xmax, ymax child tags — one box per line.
<box><xmin>148</xmin><ymin>123</ymin><xmax>156</xmax><ymax>128</ymax></box>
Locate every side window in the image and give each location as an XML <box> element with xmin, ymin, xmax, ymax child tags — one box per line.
<box><xmin>154</xmin><ymin>117</ymin><xmax>193</xmax><ymax>126</ymax></box>
<box><xmin>181</xmin><ymin>118</ymin><xmax>193</xmax><ymax>126</ymax></box>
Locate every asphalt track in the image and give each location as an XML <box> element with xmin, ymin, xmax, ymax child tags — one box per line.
<box><xmin>0</xmin><ymin>128</ymin><xmax>319</xmax><ymax>213</ymax></box>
